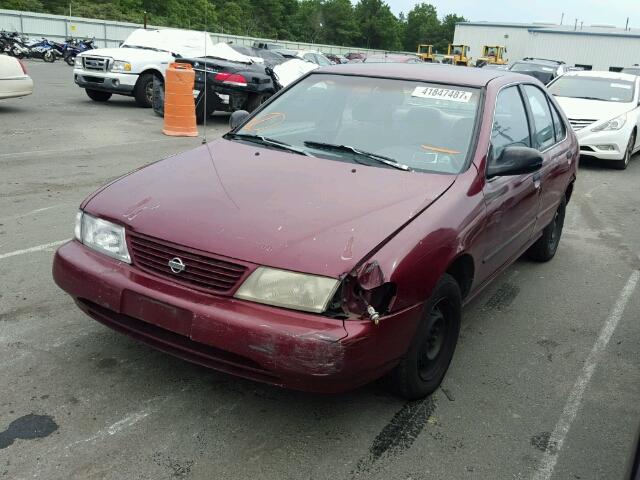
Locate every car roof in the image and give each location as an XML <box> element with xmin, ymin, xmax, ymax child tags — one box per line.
<box><xmin>562</xmin><ymin>70</ymin><xmax>639</xmax><ymax>81</ymax></box>
<box><xmin>515</xmin><ymin>58</ymin><xmax>562</xmax><ymax>66</ymax></box>
<box><xmin>314</xmin><ymin>63</ymin><xmax>526</xmax><ymax>87</ymax></box>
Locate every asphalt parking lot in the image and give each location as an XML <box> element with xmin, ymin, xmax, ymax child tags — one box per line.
<box><xmin>1</xmin><ymin>60</ymin><xmax>639</xmax><ymax>480</ymax></box>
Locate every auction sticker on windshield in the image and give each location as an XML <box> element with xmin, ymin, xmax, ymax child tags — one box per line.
<box><xmin>412</xmin><ymin>86</ymin><xmax>473</xmax><ymax>103</ymax></box>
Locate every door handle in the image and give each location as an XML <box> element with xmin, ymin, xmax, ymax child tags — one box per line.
<box><xmin>533</xmin><ymin>172</ymin><xmax>541</xmax><ymax>189</ymax></box>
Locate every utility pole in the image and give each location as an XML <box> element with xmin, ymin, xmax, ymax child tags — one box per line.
<box><xmin>560</xmin><ymin>12</ymin><xmax>564</xmax><ymax>25</ymax></box>
<box><xmin>574</xmin><ymin>18</ymin><xmax>577</xmax><ymax>31</ymax></box>
<box><xmin>626</xmin><ymin>17</ymin><xmax>630</xmax><ymax>31</ymax></box>
<box><xmin>143</xmin><ymin>11</ymin><xmax>147</xmax><ymax>29</ymax></box>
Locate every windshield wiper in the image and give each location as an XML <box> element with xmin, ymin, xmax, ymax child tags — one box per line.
<box><xmin>303</xmin><ymin>141</ymin><xmax>412</xmax><ymax>171</ymax></box>
<box><xmin>225</xmin><ymin>133</ymin><xmax>312</xmax><ymax>156</ymax></box>
<box><xmin>571</xmin><ymin>96</ymin><xmax>606</xmax><ymax>101</ymax></box>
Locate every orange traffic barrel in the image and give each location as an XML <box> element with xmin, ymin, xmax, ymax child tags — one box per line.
<box><xmin>163</xmin><ymin>63</ymin><xmax>198</xmax><ymax>137</ymax></box>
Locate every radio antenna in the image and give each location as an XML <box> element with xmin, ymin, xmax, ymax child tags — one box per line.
<box><xmin>202</xmin><ymin>5</ymin><xmax>208</xmax><ymax>144</ymax></box>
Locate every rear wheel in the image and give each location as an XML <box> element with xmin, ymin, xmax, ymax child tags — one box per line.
<box><xmin>85</xmin><ymin>89</ymin><xmax>112</xmax><ymax>102</ymax></box>
<box><xmin>134</xmin><ymin>73</ymin><xmax>156</xmax><ymax>108</ymax></box>
<box><xmin>526</xmin><ymin>195</ymin><xmax>566</xmax><ymax>262</ymax></box>
<box><xmin>65</xmin><ymin>54</ymin><xmax>76</xmax><ymax>66</ymax></box>
<box><xmin>245</xmin><ymin>93</ymin><xmax>269</xmax><ymax>112</ymax></box>
<box><xmin>613</xmin><ymin>131</ymin><xmax>635</xmax><ymax>170</ymax></box>
<box><xmin>195</xmin><ymin>91</ymin><xmax>216</xmax><ymax>124</ymax></box>
<box><xmin>387</xmin><ymin>274</ymin><xmax>461</xmax><ymax>400</ymax></box>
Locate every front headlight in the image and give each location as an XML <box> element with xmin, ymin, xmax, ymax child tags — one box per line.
<box><xmin>592</xmin><ymin>113</ymin><xmax>627</xmax><ymax>131</ymax></box>
<box><xmin>234</xmin><ymin>267</ymin><xmax>340</xmax><ymax>313</ymax></box>
<box><xmin>75</xmin><ymin>211</ymin><xmax>131</xmax><ymax>263</ymax></box>
<box><xmin>74</xmin><ymin>56</ymin><xmax>82</xmax><ymax>67</ymax></box>
<box><xmin>111</xmin><ymin>60</ymin><xmax>132</xmax><ymax>72</ymax></box>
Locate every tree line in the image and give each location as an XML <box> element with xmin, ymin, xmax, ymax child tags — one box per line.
<box><xmin>1</xmin><ymin>0</ymin><xmax>465</xmax><ymax>52</ymax></box>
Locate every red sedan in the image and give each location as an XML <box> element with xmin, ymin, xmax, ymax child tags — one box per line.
<box><xmin>53</xmin><ymin>64</ymin><xmax>578</xmax><ymax>399</ymax></box>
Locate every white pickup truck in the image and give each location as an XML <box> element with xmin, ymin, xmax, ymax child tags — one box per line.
<box><xmin>73</xmin><ymin>28</ymin><xmax>216</xmax><ymax>107</ymax></box>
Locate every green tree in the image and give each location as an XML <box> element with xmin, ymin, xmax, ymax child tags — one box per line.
<box><xmin>0</xmin><ymin>0</ymin><xmax>43</xmax><ymax>12</ymax></box>
<box><xmin>436</xmin><ymin>13</ymin><xmax>465</xmax><ymax>53</ymax></box>
<box><xmin>291</xmin><ymin>0</ymin><xmax>323</xmax><ymax>43</ymax></box>
<box><xmin>402</xmin><ymin>2</ymin><xmax>439</xmax><ymax>52</ymax></box>
<box><xmin>354</xmin><ymin>0</ymin><xmax>400</xmax><ymax>50</ymax></box>
<box><xmin>322</xmin><ymin>0</ymin><xmax>357</xmax><ymax>46</ymax></box>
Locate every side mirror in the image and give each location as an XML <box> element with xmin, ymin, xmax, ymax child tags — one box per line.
<box><xmin>487</xmin><ymin>146</ymin><xmax>543</xmax><ymax>178</ymax></box>
<box><xmin>229</xmin><ymin>110</ymin><xmax>250</xmax><ymax>130</ymax></box>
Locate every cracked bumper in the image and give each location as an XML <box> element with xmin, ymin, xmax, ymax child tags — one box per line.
<box><xmin>52</xmin><ymin>241</ymin><xmax>422</xmax><ymax>393</ymax></box>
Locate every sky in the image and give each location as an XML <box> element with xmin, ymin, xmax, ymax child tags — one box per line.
<box><xmin>386</xmin><ymin>0</ymin><xmax>639</xmax><ymax>29</ymax></box>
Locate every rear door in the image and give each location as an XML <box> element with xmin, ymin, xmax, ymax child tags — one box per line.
<box><xmin>480</xmin><ymin>85</ymin><xmax>542</xmax><ymax>277</ymax></box>
<box><xmin>521</xmin><ymin>84</ymin><xmax>574</xmax><ymax>230</ymax></box>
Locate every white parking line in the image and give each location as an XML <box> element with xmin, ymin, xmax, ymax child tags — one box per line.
<box><xmin>0</xmin><ymin>239</ymin><xmax>69</xmax><ymax>260</ymax></box>
<box><xmin>532</xmin><ymin>270</ymin><xmax>640</xmax><ymax>480</ymax></box>
<box><xmin>0</xmin><ymin>204</ymin><xmax>63</xmax><ymax>221</ymax></box>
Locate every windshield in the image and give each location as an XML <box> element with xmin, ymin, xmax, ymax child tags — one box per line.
<box><xmin>419</xmin><ymin>46</ymin><xmax>430</xmax><ymax>53</ymax></box>
<box><xmin>548</xmin><ymin>76</ymin><xmax>635</xmax><ymax>102</ymax></box>
<box><xmin>510</xmin><ymin>62</ymin><xmax>555</xmax><ymax>74</ymax></box>
<box><xmin>621</xmin><ymin>68</ymin><xmax>640</xmax><ymax>76</ymax></box>
<box><xmin>234</xmin><ymin>74</ymin><xmax>481</xmax><ymax>174</ymax></box>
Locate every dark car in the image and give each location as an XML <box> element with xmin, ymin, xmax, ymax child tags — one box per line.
<box><xmin>509</xmin><ymin>58</ymin><xmax>567</xmax><ymax>84</ymax></box>
<box><xmin>175</xmin><ymin>46</ymin><xmax>286</xmax><ymax>122</ymax></box>
<box><xmin>622</xmin><ymin>66</ymin><xmax>640</xmax><ymax>76</ymax></box>
<box><xmin>325</xmin><ymin>53</ymin><xmax>348</xmax><ymax>64</ymax></box>
<box><xmin>53</xmin><ymin>64</ymin><xmax>577</xmax><ymax>399</ymax></box>
<box><xmin>363</xmin><ymin>53</ymin><xmax>423</xmax><ymax>63</ymax></box>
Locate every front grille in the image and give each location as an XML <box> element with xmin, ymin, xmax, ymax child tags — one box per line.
<box><xmin>128</xmin><ymin>232</ymin><xmax>248</xmax><ymax>294</ymax></box>
<box><xmin>568</xmin><ymin>118</ymin><xmax>596</xmax><ymax>131</ymax></box>
<box><xmin>82</xmin><ymin>56</ymin><xmax>110</xmax><ymax>71</ymax></box>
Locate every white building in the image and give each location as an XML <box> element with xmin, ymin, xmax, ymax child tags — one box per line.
<box><xmin>454</xmin><ymin>21</ymin><xmax>640</xmax><ymax>71</ymax></box>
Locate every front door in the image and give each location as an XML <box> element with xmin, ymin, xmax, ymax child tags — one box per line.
<box><xmin>478</xmin><ymin>85</ymin><xmax>542</xmax><ymax>282</ymax></box>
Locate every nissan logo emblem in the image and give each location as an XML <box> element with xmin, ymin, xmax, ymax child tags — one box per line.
<box><xmin>168</xmin><ymin>257</ymin><xmax>186</xmax><ymax>274</ymax></box>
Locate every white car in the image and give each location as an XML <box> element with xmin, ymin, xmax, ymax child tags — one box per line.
<box><xmin>0</xmin><ymin>54</ymin><xmax>33</xmax><ymax>99</ymax></box>
<box><xmin>74</xmin><ymin>28</ymin><xmax>224</xmax><ymax>107</ymax></box>
<box><xmin>548</xmin><ymin>71</ymin><xmax>640</xmax><ymax>169</ymax></box>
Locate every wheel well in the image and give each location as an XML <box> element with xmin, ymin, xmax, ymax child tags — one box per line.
<box><xmin>565</xmin><ymin>181</ymin><xmax>574</xmax><ymax>204</ymax></box>
<box><xmin>446</xmin><ymin>254</ymin><xmax>475</xmax><ymax>299</ymax></box>
<box><xmin>135</xmin><ymin>69</ymin><xmax>163</xmax><ymax>89</ymax></box>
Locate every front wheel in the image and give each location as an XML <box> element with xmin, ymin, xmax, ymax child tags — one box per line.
<box><xmin>43</xmin><ymin>50</ymin><xmax>55</xmax><ymax>62</ymax></box>
<box><xmin>134</xmin><ymin>73</ymin><xmax>156</xmax><ymax>108</ymax></box>
<box><xmin>65</xmin><ymin>54</ymin><xmax>76</xmax><ymax>66</ymax></box>
<box><xmin>387</xmin><ymin>274</ymin><xmax>461</xmax><ymax>400</ymax></box>
<box><xmin>85</xmin><ymin>89</ymin><xmax>112</xmax><ymax>102</ymax></box>
<box><xmin>526</xmin><ymin>195</ymin><xmax>566</xmax><ymax>262</ymax></box>
<box><xmin>613</xmin><ymin>131</ymin><xmax>635</xmax><ymax>170</ymax></box>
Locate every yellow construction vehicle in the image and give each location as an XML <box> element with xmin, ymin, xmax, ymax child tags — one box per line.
<box><xmin>443</xmin><ymin>44</ymin><xmax>472</xmax><ymax>66</ymax></box>
<box><xmin>476</xmin><ymin>45</ymin><xmax>508</xmax><ymax>67</ymax></box>
<box><xmin>417</xmin><ymin>44</ymin><xmax>435</xmax><ymax>62</ymax></box>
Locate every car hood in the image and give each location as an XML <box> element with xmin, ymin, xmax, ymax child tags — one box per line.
<box><xmin>79</xmin><ymin>47</ymin><xmax>172</xmax><ymax>62</ymax></box>
<box><xmin>554</xmin><ymin>96</ymin><xmax>634</xmax><ymax>122</ymax></box>
<box><xmin>84</xmin><ymin>139</ymin><xmax>456</xmax><ymax>278</ymax></box>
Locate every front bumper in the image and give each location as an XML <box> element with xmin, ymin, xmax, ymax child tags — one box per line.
<box><xmin>73</xmin><ymin>68</ymin><xmax>138</xmax><ymax>95</ymax></box>
<box><xmin>53</xmin><ymin>241</ymin><xmax>422</xmax><ymax>393</ymax></box>
<box><xmin>576</xmin><ymin>126</ymin><xmax>630</xmax><ymax>160</ymax></box>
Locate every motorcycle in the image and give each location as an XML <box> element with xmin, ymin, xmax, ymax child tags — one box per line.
<box><xmin>8</xmin><ymin>36</ymin><xmax>57</xmax><ymax>62</ymax></box>
<box><xmin>63</xmin><ymin>38</ymin><xmax>95</xmax><ymax>66</ymax></box>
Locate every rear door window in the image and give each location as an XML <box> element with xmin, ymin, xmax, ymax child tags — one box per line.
<box><xmin>491</xmin><ymin>86</ymin><xmax>531</xmax><ymax>160</ymax></box>
<box><xmin>549</xmin><ymin>101</ymin><xmax>567</xmax><ymax>142</ymax></box>
<box><xmin>523</xmin><ymin>85</ymin><xmax>556</xmax><ymax>151</ymax></box>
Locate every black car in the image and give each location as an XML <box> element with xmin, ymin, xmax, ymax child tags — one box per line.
<box><xmin>158</xmin><ymin>46</ymin><xmax>286</xmax><ymax>123</ymax></box>
<box><xmin>509</xmin><ymin>58</ymin><xmax>567</xmax><ymax>84</ymax></box>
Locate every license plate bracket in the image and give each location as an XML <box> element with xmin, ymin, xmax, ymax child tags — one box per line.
<box><xmin>121</xmin><ymin>290</ymin><xmax>193</xmax><ymax>336</ymax></box>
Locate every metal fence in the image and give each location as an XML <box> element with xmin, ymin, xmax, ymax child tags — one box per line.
<box><xmin>0</xmin><ymin>8</ymin><xmax>382</xmax><ymax>55</ymax></box>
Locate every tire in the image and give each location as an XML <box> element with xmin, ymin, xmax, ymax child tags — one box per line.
<box><xmin>612</xmin><ymin>131</ymin><xmax>635</xmax><ymax>170</ymax></box>
<box><xmin>245</xmin><ymin>93</ymin><xmax>269</xmax><ymax>112</ymax></box>
<box><xmin>152</xmin><ymin>76</ymin><xmax>165</xmax><ymax>118</ymax></box>
<box><xmin>526</xmin><ymin>195</ymin><xmax>567</xmax><ymax>262</ymax></box>
<box><xmin>43</xmin><ymin>50</ymin><xmax>55</xmax><ymax>63</ymax></box>
<box><xmin>387</xmin><ymin>274</ymin><xmax>462</xmax><ymax>400</ymax></box>
<box><xmin>134</xmin><ymin>73</ymin><xmax>156</xmax><ymax>108</ymax></box>
<box><xmin>65</xmin><ymin>54</ymin><xmax>76</xmax><ymax>66</ymax></box>
<box><xmin>85</xmin><ymin>89</ymin><xmax>112</xmax><ymax>102</ymax></box>
<box><xmin>195</xmin><ymin>91</ymin><xmax>216</xmax><ymax>124</ymax></box>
